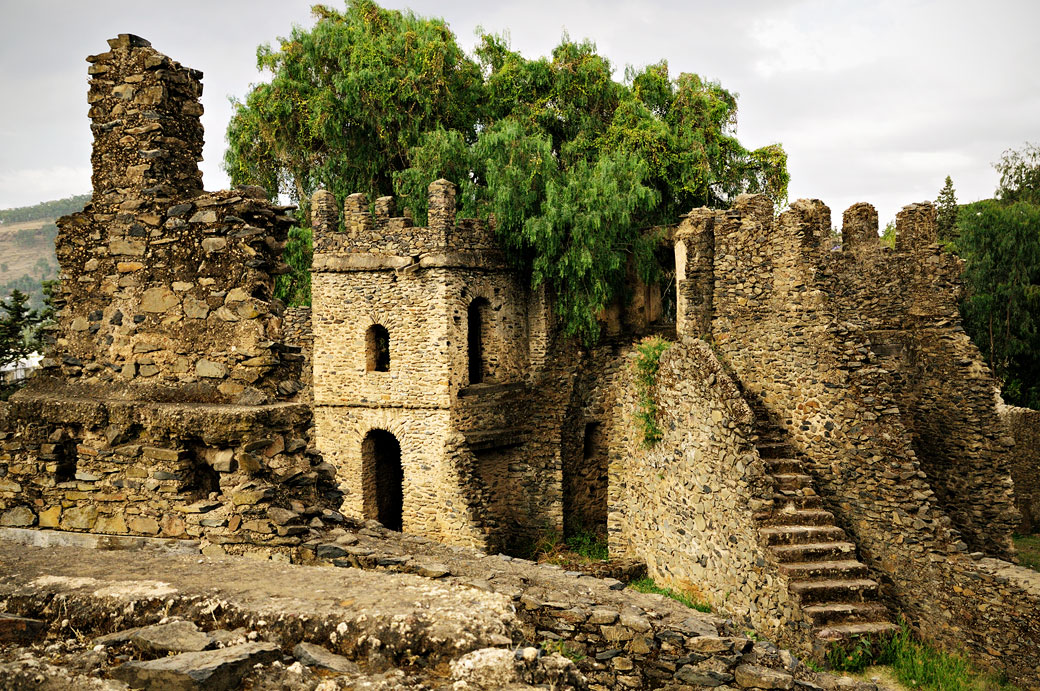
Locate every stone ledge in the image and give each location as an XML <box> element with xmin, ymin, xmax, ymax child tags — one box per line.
<box><xmin>0</xmin><ymin>526</ymin><xmax>200</xmax><ymax>555</ymax></box>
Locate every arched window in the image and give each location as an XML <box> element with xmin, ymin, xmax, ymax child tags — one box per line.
<box><xmin>366</xmin><ymin>324</ymin><xmax>390</xmax><ymax>372</ymax></box>
<box><xmin>468</xmin><ymin>298</ymin><xmax>489</xmax><ymax>385</ymax></box>
<box><xmin>362</xmin><ymin>429</ymin><xmax>403</xmax><ymax>531</ymax></box>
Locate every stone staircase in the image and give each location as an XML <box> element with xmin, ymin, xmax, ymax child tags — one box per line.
<box><xmin>750</xmin><ymin>403</ymin><xmax>898</xmax><ymax>641</ymax></box>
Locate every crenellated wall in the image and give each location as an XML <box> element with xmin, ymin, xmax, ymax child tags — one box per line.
<box><xmin>675</xmin><ymin>193</ymin><xmax>1039</xmax><ymax>685</ymax></box>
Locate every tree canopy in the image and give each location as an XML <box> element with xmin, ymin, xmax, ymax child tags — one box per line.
<box><xmin>955</xmin><ymin>143</ymin><xmax>1040</xmax><ymax>408</ymax></box>
<box><xmin>225</xmin><ymin>0</ymin><xmax>789</xmax><ymax>341</ymax></box>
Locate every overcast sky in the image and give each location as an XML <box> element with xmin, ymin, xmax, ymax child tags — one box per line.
<box><xmin>1</xmin><ymin>0</ymin><xmax>1037</xmax><ymax>226</ymax></box>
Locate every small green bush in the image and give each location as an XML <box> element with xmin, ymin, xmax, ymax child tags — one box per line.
<box><xmin>826</xmin><ymin>624</ymin><xmax>1020</xmax><ymax>690</ymax></box>
<box><xmin>634</xmin><ymin>336</ymin><xmax>671</xmax><ymax>446</ymax></box>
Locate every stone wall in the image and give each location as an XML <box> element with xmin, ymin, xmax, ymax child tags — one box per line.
<box><xmin>825</xmin><ymin>202</ymin><xmax>1018</xmax><ymax>554</ymax></box>
<box><xmin>282</xmin><ymin>307</ymin><xmax>312</xmax><ymax>395</ymax></box>
<box><xmin>607</xmin><ymin>337</ymin><xmax>814</xmax><ymax>652</ymax></box>
<box><xmin>1001</xmin><ymin>403</ymin><xmax>1040</xmax><ymax>533</ymax></box>
<box><xmin>685</xmin><ymin>193</ymin><xmax>1040</xmax><ymax>685</ymax></box>
<box><xmin>0</xmin><ymin>35</ymin><xmax>330</xmax><ymax>556</ymax></box>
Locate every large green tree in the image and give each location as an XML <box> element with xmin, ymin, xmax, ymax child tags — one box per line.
<box><xmin>956</xmin><ymin>143</ymin><xmax>1040</xmax><ymax>408</ymax></box>
<box><xmin>225</xmin><ymin>0</ymin><xmax>789</xmax><ymax>341</ymax></box>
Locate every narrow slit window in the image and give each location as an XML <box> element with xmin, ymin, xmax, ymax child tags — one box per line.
<box><xmin>366</xmin><ymin>324</ymin><xmax>390</xmax><ymax>372</ymax></box>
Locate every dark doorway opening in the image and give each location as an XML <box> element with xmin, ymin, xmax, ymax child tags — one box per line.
<box><xmin>468</xmin><ymin>298</ymin><xmax>489</xmax><ymax>384</ymax></box>
<box><xmin>563</xmin><ymin>421</ymin><xmax>608</xmax><ymax>539</ymax></box>
<box><xmin>366</xmin><ymin>324</ymin><xmax>390</xmax><ymax>372</ymax></box>
<box><xmin>362</xmin><ymin>429</ymin><xmax>403</xmax><ymax>531</ymax></box>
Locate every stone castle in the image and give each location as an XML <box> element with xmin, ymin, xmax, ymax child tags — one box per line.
<box><xmin>1</xmin><ymin>35</ymin><xmax>1038</xmax><ymax>686</ymax></box>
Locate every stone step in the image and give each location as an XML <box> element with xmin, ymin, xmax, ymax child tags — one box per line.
<box><xmin>764</xmin><ymin>458</ymin><xmax>805</xmax><ymax>474</ymax></box>
<box><xmin>760</xmin><ymin>525</ymin><xmax>846</xmax><ymax>546</ymax></box>
<box><xmin>789</xmin><ymin>578</ymin><xmax>879</xmax><ymax>605</ymax></box>
<box><xmin>778</xmin><ymin>559</ymin><xmax>869</xmax><ymax>580</ymax></box>
<box><xmin>756</xmin><ymin>441</ymin><xmax>790</xmax><ymax>459</ymax></box>
<box><xmin>772</xmin><ymin>474</ymin><xmax>814</xmax><ymax>491</ymax></box>
<box><xmin>802</xmin><ymin>602</ymin><xmax>891</xmax><ymax>627</ymax></box>
<box><xmin>769</xmin><ymin>541</ymin><xmax>858</xmax><ymax>563</ymax></box>
<box><xmin>774</xmin><ymin>494</ymin><xmax>823</xmax><ymax>511</ymax></box>
<box><xmin>815</xmin><ymin>621</ymin><xmax>900</xmax><ymax>641</ymax></box>
<box><xmin>765</xmin><ymin>509</ymin><xmax>835</xmax><ymax>527</ymax></box>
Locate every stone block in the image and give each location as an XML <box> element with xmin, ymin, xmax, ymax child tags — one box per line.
<box><xmin>110</xmin><ymin>642</ymin><xmax>279</xmax><ymax>690</ymax></box>
<box><xmin>61</xmin><ymin>505</ymin><xmax>98</xmax><ymax>531</ymax></box>
<box><xmin>0</xmin><ymin>506</ymin><xmax>35</xmax><ymax>527</ymax></box>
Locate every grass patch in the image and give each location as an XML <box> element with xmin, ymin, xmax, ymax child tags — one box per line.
<box><xmin>1013</xmin><ymin>533</ymin><xmax>1040</xmax><ymax>572</ymax></box>
<box><xmin>634</xmin><ymin>336</ymin><xmax>671</xmax><ymax>447</ymax></box>
<box><xmin>522</xmin><ymin>527</ymin><xmax>609</xmax><ymax>565</ymax></box>
<box><xmin>628</xmin><ymin>576</ymin><xmax>711</xmax><ymax>613</ymax></box>
<box><xmin>826</xmin><ymin>625</ymin><xmax>1019</xmax><ymax>690</ymax></box>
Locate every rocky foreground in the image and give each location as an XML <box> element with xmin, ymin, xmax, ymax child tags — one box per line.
<box><xmin>0</xmin><ymin>522</ymin><xmax>888</xmax><ymax>690</ymax></box>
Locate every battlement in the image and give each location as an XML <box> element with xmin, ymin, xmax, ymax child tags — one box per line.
<box><xmin>86</xmin><ymin>34</ymin><xmax>204</xmax><ymax>203</ymax></box>
<box><xmin>311</xmin><ymin>180</ymin><xmax>497</xmax><ymax>266</ymax></box>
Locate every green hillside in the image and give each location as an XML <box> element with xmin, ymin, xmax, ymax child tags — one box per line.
<box><xmin>0</xmin><ymin>193</ymin><xmax>90</xmax><ymax>309</ymax></box>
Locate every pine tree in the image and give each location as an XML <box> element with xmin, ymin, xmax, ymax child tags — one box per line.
<box><xmin>0</xmin><ymin>290</ymin><xmax>42</xmax><ymax>370</ymax></box>
<box><xmin>935</xmin><ymin>175</ymin><xmax>959</xmax><ymax>244</ymax></box>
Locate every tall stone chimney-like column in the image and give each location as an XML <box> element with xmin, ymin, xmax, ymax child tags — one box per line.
<box><xmin>86</xmin><ymin>33</ymin><xmax>204</xmax><ymax>204</ymax></box>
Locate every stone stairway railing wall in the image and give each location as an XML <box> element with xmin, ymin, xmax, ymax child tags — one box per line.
<box><xmin>676</xmin><ymin>193</ymin><xmax>1040</xmax><ymax>685</ymax></box>
<box><xmin>606</xmin><ymin>336</ymin><xmax>819</xmax><ymax>653</ymax></box>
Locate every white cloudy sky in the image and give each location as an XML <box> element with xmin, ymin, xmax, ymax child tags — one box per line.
<box><xmin>1</xmin><ymin>0</ymin><xmax>1037</xmax><ymax>226</ymax></box>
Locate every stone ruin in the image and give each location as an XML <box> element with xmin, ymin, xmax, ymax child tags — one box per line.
<box><xmin>0</xmin><ymin>34</ymin><xmax>1038</xmax><ymax>687</ymax></box>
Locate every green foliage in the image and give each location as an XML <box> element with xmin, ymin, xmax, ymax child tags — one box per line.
<box><xmin>1014</xmin><ymin>534</ymin><xmax>1040</xmax><ymax>572</ymax></box>
<box><xmin>995</xmin><ymin>142</ymin><xmax>1040</xmax><ymax>205</ymax></box>
<box><xmin>0</xmin><ymin>194</ymin><xmax>90</xmax><ymax>225</ymax></box>
<box><xmin>880</xmin><ymin>221</ymin><xmax>897</xmax><ymax>249</ymax></box>
<box><xmin>226</xmin><ymin>1</ymin><xmax>789</xmax><ymax>333</ymax></box>
<box><xmin>540</xmin><ymin>639</ymin><xmax>586</xmax><ymax>662</ymax></box>
<box><xmin>564</xmin><ymin>528</ymin><xmax>609</xmax><ymax>561</ymax></box>
<box><xmin>628</xmin><ymin>577</ymin><xmax>711</xmax><ymax>612</ymax></box>
<box><xmin>956</xmin><ymin>200</ymin><xmax>1040</xmax><ymax>408</ymax></box>
<box><xmin>0</xmin><ymin>290</ymin><xmax>42</xmax><ymax>372</ymax></box>
<box><xmin>275</xmin><ymin>224</ymin><xmax>312</xmax><ymax>305</ymax></box>
<box><xmin>935</xmin><ymin>175</ymin><xmax>959</xmax><ymax>244</ymax></box>
<box><xmin>633</xmin><ymin>336</ymin><xmax>671</xmax><ymax>446</ymax></box>
<box><xmin>523</xmin><ymin>526</ymin><xmax>608</xmax><ymax>564</ymax></box>
<box><xmin>224</xmin><ymin>0</ymin><xmax>483</xmax><ymax>206</ymax></box>
<box><xmin>824</xmin><ymin>624</ymin><xmax>1019</xmax><ymax>690</ymax></box>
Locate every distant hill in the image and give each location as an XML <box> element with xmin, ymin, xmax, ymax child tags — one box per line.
<box><xmin>0</xmin><ymin>193</ymin><xmax>90</xmax><ymax>310</ymax></box>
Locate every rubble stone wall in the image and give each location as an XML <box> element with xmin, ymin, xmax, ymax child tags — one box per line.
<box><xmin>1001</xmin><ymin>404</ymin><xmax>1040</xmax><ymax>533</ymax></box>
<box><xmin>606</xmin><ymin>337</ymin><xmax>813</xmax><ymax>651</ymax></box>
<box><xmin>695</xmin><ymin>193</ymin><xmax>1040</xmax><ymax>685</ymax></box>
<box><xmin>0</xmin><ymin>35</ymin><xmax>331</xmax><ymax>556</ymax></box>
<box><xmin>824</xmin><ymin>202</ymin><xmax>1018</xmax><ymax>555</ymax></box>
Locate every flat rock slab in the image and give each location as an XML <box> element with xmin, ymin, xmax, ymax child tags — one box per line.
<box><xmin>111</xmin><ymin>641</ymin><xmax>279</xmax><ymax>690</ymax></box>
<box><xmin>100</xmin><ymin>620</ymin><xmax>212</xmax><ymax>653</ymax></box>
<box><xmin>0</xmin><ymin>612</ymin><xmax>46</xmax><ymax>643</ymax></box>
<box><xmin>293</xmin><ymin>641</ymin><xmax>359</xmax><ymax>673</ymax></box>
<box><xmin>0</xmin><ymin>539</ymin><xmax>515</xmax><ymax>666</ymax></box>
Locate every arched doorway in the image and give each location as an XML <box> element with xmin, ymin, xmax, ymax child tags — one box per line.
<box><xmin>468</xmin><ymin>298</ymin><xmax>489</xmax><ymax>385</ymax></box>
<box><xmin>362</xmin><ymin>429</ymin><xmax>403</xmax><ymax>531</ymax></box>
